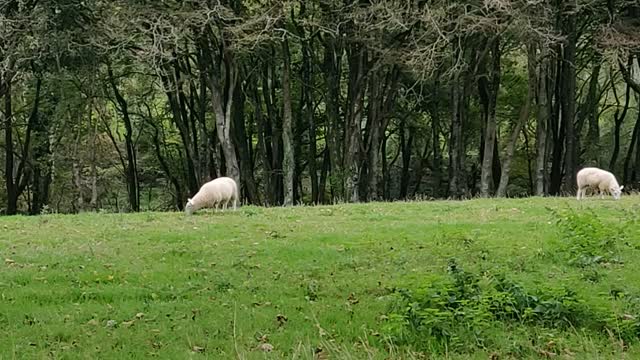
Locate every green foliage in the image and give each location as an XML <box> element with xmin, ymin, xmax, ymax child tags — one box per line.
<box><xmin>549</xmin><ymin>207</ymin><xmax>627</xmax><ymax>267</ymax></box>
<box><xmin>383</xmin><ymin>260</ymin><xmax>599</xmax><ymax>353</ymax></box>
<box><xmin>384</xmin><ymin>261</ymin><xmax>640</xmax><ymax>356</ymax></box>
<box><xmin>3</xmin><ymin>0</ymin><xmax>640</xmax><ymax>215</ymax></box>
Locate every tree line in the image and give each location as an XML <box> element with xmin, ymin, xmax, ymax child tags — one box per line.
<box><xmin>1</xmin><ymin>0</ymin><xmax>640</xmax><ymax>215</ymax></box>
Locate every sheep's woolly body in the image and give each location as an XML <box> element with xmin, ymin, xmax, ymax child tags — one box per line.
<box><xmin>185</xmin><ymin>177</ymin><xmax>238</xmax><ymax>214</ymax></box>
<box><xmin>576</xmin><ymin>167</ymin><xmax>623</xmax><ymax>200</ymax></box>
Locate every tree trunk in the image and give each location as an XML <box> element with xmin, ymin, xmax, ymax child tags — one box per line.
<box><xmin>496</xmin><ymin>45</ymin><xmax>535</xmax><ymax>197</ymax></box>
<box><xmin>108</xmin><ymin>66</ymin><xmax>140</xmax><ymax>212</ymax></box>
<box><xmin>319</xmin><ymin>147</ymin><xmax>330</xmax><ymax>204</ymax></box>
<box><xmin>322</xmin><ymin>37</ymin><xmax>344</xmax><ymax>202</ymax></box>
<box><xmin>345</xmin><ymin>45</ymin><xmax>367</xmax><ymax>203</ymax></box>
<box><xmin>179</xmin><ymin>57</ymin><xmax>203</xmax><ymax>186</ymax></box>
<box><xmin>618</xmin><ymin>55</ymin><xmax>640</xmax><ymax>97</ymax></box>
<box><xmin>610</xmin><ymin>82</ymin><xmax>631</xmax><ymax>171</ymax></box>
<box><xmin>381</xmin><ymin>133</ymin><xmax>390</xmax><ymax>200</ymax></box>
<box><xmin>399</xmin><ymin>118</ymin><xmax>414</xmax><ymax>199</ymax></box>
<box><xmin>549</xmin><ymin>122</ymin><xmax>565</xmax><ymax>194</ymax></box>
<box><xmin>411</xmin><ymin>140</ymin><xmax>431</xmax><ymax>197</ymax></box>
<box><xmin>549</xmin><ymin>52</ymin><xmax>564</xmax><ymax>195</ymax></box>
<box><xmin>164</xmin><ymin>86</ymin><xmax>198</xmax><ymax>195</ymax></box>
<box><xmin>250</xmin><ymin>74</ymin><xmax>274</xmax><ymax>205</ymax></box>
<box><xmin>196</xmin><ymin>54</ymin><xmax>213</xmax><ymax>182</ymax></box>
<box><xmin>208</xmin><ymin>56</ymin><xmax>241</xmax><ymax>188</ymax></box>
<box><xmin>387</xmin><ymin>135</ymin><xmax>402</xmax><ymax>199</ymax></box>
<box><xmin>366</xmin><ymin>71</ymin><xmax>381</xmax><ymax>201</ymax></box>
<box><xmin>3</xmin><ymin>77</ymin><xmax>18</xmax><ymax>215</ymax></box>
<box><xmin>561</xmin><ymin>1</ymin><xmax>578</xmax><ymax>192</ymax></box>
<box><xmin>90</xmin><ymin>104</ymin><xmax>99</xmax><ymax>210</ymax></box>
<box><xmin>495</xmin><ymin>152</ymin><xmax>513</xmax><ymax>196</ymax></box>
<box><xmin>479</xmin><ymin>37</ymin><xmax>501</xmax><ymax>197</ymax></box>
<box><xmin>148</xmin><ymin>117</ymin><xmax>183</xmax><ymax>210</ymax></box>
<box><xmin>30</xmin><ymin>78</ymin><xmax>53</xmax><ymax>215</ymax></box>
<box><xmin>72</xmin><ymin>166</ymin><xmax>83</xmax><ymax>211</ymax></box>
<box><xmin>523</xmin><ymin>127</ymin><xmax>534</xmax><ymax>193</ymax></box>
<box><xmin>294</xmin><ymin>1</ymin><xmax>319</xmax><ymax>204</ymax></box>
<box><xmin>300</xmin><ymin>38</ymin><xmax>319</xmax><ymax>204</ymax></box>
<box><xmin>578</xmin><ymin>61</ymin><xmax>602</xmax><ymax>166</ymax></box>
<box><xmin>634</xmin><ymin>109</ymin><xmax>640</xmax><ymax>184</ymax></box>
<box><xmin>624</xmin><ymin>110</ymin><xmax>640</xmax><ymax>184</ymax></box>
<box><xmin>282</xmin><ymin>39</ymin><xmax>295</xmax><ymax>206</ymax></box>
<box><xmin>306</xmin><ymin>94</ymin><xmax>319</xmax><ymax>204</ymax></box>
<box><xmin>535</xmin><ymin>43</ymin><xmax>548</xmax><ymax>196</ymax></box>
<box><xmin>31</xmin><ymin>131</ymin><xmax>53</xmax><ymax>215</ymax></box>
<box><xmin>430</xmin><ymin>79</ymin><xmax>442</xmax><ymax>198</ymax></box>
<box><xmin>618</xmin><ymin>53</ymin><xmax>640</xmax><ymax>185</ymax></box>
<box><xmin>233</xmin><ymin>76</ymin><xmax>259</xmax><ymax>205</ymax></box>
<box><xmin>293</xmin><ymin>102</ymin><xmax>301</xmax><ymax>204</ymax></box>
<box><xmin>8</xmin><ymin>72</ymin><xmax>37</xmax><ymax>213</ymax></box>
<box><xmin>365</xmin><ymin>66</ymin><xmax>399</xmax><ymax>202</ymax></box>
<box><xmin>262</xmin><ymin>57</ymin><xmax>283</xmax><ymax>204</ymax></box>
<box><xmin>492</xmin><ymin>138</ymin><xmax>502</xmax><ymax>192</ymax></box>
<box><xmin>160</xmin><ymin>63</ymin><xmax>199</xmax><ymax>196</ymax></box>
<box><xmin>72</xmin><ymin>138</ymin><xmax>84</xmax><ymax>213</ymax></box>
<box><xmin>185</xmin><ymin>84</ymin><xmax>201</xmax><ymax>183</ymax></box>
<box><xmin>449</xmin><ymin>70</ymin><xmax>464</xmax><ymax>198</ymax></box>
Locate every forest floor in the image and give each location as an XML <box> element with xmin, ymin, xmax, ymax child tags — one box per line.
<box><xmin>2</xmin><ymin>196</ymin><xmax>640</xmax><ymax>359</ymax></box>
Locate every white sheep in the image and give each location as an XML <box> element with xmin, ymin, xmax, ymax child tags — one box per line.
<box><xmin>576</xmin><ymin>167</ymin><xmax>624</xmax><ymax>200</ymax></box>
<box><xmin>185</xmin><ymin>177</ymin><xmax>239</xmax><ymax>215</ymax></box>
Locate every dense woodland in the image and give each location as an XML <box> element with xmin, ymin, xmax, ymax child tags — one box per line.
<box><xmin>1</xmin><ymin>0</ymin><xmax>640</xmax><ymax>214</ymax></box>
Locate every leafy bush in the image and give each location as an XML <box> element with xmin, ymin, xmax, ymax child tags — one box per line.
<box><xmin>382</xmin><ymin>260</ymin><xmax>639</xmax><ymax>354</ymax></box>
<box><xmin>548</xmin><ymin>208</ymin><xmax>626</xmax><ymax>267</ymax></box>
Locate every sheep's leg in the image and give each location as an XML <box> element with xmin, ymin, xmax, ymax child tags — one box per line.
<box><xmin>577</xmin><ymin>187</ymin><xmax>582</xmax><ymax>200</ymax></box>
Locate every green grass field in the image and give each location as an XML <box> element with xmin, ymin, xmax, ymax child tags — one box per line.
<box><xmin>2</xmin><ymin>197</ymin><xmax>640</xmax><ymax>359</ymax></box>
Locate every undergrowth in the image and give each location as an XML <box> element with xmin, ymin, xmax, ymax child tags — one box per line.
<box><xmin>548</xmin><ymin>207</ymin><xmax>630</xmax><ymax>267</ymax></box>
<box><xmin>383</xmin><ymin>259</ymin><xmax>640</xmax><ymax>355</ymax></box>
<box><xmin>383</xmin><ymin>207</ymin><xmax>640</xmax><ymax>356</ymax></box>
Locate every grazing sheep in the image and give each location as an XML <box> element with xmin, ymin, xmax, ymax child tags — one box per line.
<box><xmin>185</xmin><ymin>177</ymin><xmax>238</xmax><ymax>215</ymax></box>
<box><xmin>576</xmin><ymin>167</ymin><xmax>624</xmax><ymax>200</ymax></box>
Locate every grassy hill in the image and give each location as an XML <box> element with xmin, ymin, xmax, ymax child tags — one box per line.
<box><xmin>1</xmin><ymin>197</ymin><xmax>640</xmax><ymax>359</ymax></box>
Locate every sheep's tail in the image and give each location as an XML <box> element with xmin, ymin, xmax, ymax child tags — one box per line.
<box><xmin>233</xmin><ymin>181</ymin><xmax>239</xmax><ymax>210</ymax></box>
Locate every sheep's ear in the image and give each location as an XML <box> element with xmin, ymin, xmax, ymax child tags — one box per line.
<box><xmin>187</xmin><ymin>198</ymin><xmax>192</xmax><ymax>204</ymax></box>
<box><xmin>620</xmin><ymin>185</ymin><xmax>624</xmax><ymax>191</ymax></box>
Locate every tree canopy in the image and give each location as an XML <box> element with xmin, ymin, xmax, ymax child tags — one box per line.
<box><xmin>2</xmin><ymin>0</ymin><xmax>640</xmax><ymax>214</ymax></box>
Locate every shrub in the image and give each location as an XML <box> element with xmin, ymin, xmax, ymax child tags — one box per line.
<box><xmin>382</xmin><ymin>260</ymin><xmax>636</xmax><ymax>354</ymax></box>
<box><xmin>548</xmin><ymin>208</ymin><xmax>626</xmax><ymax>267</ymax></box>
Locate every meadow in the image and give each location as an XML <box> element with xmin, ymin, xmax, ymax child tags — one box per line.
<box><xmin>1</xmin><ymin>196</ymin><xmax>640</xmax><ymax>359</ymax></box>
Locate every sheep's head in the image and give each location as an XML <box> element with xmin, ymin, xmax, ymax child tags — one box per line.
<box><xmin>611</xmin><ymin>185</ymin><xmax>624</xmax><ymax>200</ymax></box>
<box><xmin>185</xmin><ymin>198</ymin><xmax>195</xmax><ymax>215</ymax></box>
